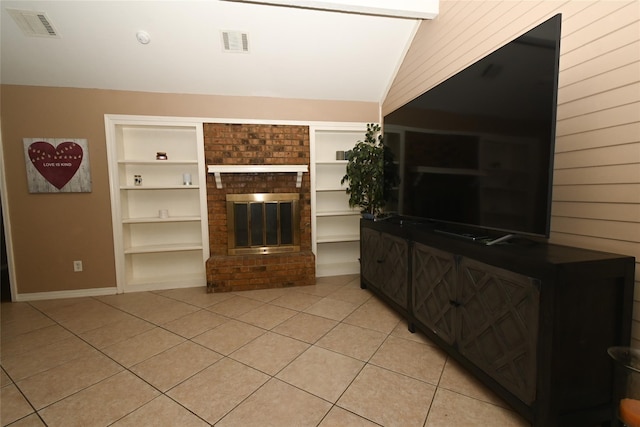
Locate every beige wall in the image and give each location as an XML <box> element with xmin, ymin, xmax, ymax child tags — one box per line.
<box><xmin>384</xmin><ymin>1</ymin><xmax>640</xmax><ymax>344</ymax></box>
<box><xmin>1</xmin><ymin>85</ymin><xmax>378</xmax><ymax>297</ymax></box>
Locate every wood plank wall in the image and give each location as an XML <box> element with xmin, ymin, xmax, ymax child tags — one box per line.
<box><xmin>383</xmin><ymin>1</ymin><xmax>640</xmax><ymax>346</ymax></box>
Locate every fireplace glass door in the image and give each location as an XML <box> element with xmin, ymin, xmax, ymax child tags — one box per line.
<box><xmin>227</xmin><ymin>193</ymin><xmax>300</xmax><ymax>255</ymax></box>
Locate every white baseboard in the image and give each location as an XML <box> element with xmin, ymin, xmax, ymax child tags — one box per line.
<box><xmin>14</xmin><ymin>287</ymin><xmax>118</xmax><ymax>302</ymax></box>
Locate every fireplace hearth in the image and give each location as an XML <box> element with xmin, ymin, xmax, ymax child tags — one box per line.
<box><xmin>204</xmin><ymin>123</ymin><xmax>315</xmax><ymax>293</ymax></box>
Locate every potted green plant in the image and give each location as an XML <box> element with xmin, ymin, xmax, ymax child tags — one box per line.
<box><xmin>341</xmin><ymin>123</ymin><xmax>398</xmax><ymax>218</ymax></box>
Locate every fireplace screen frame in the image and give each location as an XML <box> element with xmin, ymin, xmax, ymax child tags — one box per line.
<box><xmin>226</xmin><ymin>193</ymin><xmax>301</xmax><ymax>255</ymax></box>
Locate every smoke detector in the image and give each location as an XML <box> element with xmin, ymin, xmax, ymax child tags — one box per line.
<box><xmin>7</xmin><ymin>8</ymin><xmax>59</xmax><ymax>38</ymax></box>
<box><xmin>221</xmin><ymin>31</ymin><xmax>249</xmax><ymax>53</ymax></box>
<box><xmin>136</xmin><ymin>30</ymin><xmax>151</xmax><ymax>45</ymax></box>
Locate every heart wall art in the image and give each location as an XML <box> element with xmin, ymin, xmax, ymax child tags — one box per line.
<box><xmin>23</xmin><ymin>138</ymin><xmax>92</xmax><ymax>193</ymax></box>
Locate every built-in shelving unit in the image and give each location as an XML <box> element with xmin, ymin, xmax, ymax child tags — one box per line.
<box><xmin>310</xmin><ymin>123</ymin><xmax>366</xmax><ymax>277</ymax></box>
<box><xmin>105</xmin><ymin>115</ymin><xmax>209</xmax><ymax>293</ymax></box>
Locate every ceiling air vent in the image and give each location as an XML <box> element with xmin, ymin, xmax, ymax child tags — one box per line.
<box><xmin>221</xmin><ymin>31</ymin><xmax>249</xmax><ymax>53</ymax></box>
<box><xmin>7</xmin><ymin>8</ymin><xmax>59</xmax><ymax>38</ymax></box>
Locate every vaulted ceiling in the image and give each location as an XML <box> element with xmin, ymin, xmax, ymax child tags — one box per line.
<box><xmin>1</xmin><ymin>1</ymin><xmax>430</xmax><ymax>103</ymax></box>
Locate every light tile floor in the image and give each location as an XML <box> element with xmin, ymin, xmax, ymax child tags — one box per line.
<box><xmin>0</xmin><ymin>275</ymin><xmax>530</xmax><ymax>426</ymax></box>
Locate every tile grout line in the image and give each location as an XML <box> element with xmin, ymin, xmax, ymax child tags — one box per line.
<box><xmin>19</xmin><ymin>296</ymin><xmax>215</xmax><ymax>426</ymax></box>
<box><xmin>4</xmin><ymin>285</ymin><xmax>403</xmax><ymax>426</ymax></box>
<box><xmin>19</xmin><ymin>285</ymin><xmax>399</xmax><ymax>424</ymax></box>
<box><xmin>210</xmin><ymin>289</ymin><xmax>387</xmax><ymax>426</ymax></box>
<box><xmin>2</xmin><ymin>277</ymin><xmax>526</xmax><ymax>426</ymax></box>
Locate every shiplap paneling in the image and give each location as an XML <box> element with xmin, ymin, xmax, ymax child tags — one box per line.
<box><xmin>561</xmin><ymin>20</ymin><xmax>639</xmax><ymax>71</ymax></box>
<box><xmin>559</xmin><ymin>1</ymin><xmax>637</xmax><ymax>56</ymax></box>
<box><xmin>387</xmin><ymin>1</ymin><xmax>492</xmax><ymax>99</ymax></box>
<box><xmin>552</xmin><ymin>184</ymin><xmax>640</xmax><ymax>203</ymax></box>
<box><xmin>548</xmin><ymin>232</ymin><xmax>639</xmax><ymax>269</ymax></box>
<box><xmin>557</xmin><ymin>83</ymin><xmax>640</xmax><ymax>121</ymax></box>
<box><xmin>560</xmin><ymin>39</ymin><xmax>639</xmax><ymax>88</ymax></box>
<box><xmin>555</xmin><ymin>122</ymin><xmax>640</xmax><ymax>152</ymax></box>
<box><xmin>557</xmin><ymin>102</ymin><xmax>640</xmax><ymax>138</ymax></box>
<box><xmin>384</xmin><ymin>1</ymin><xmax>573</xmax><ymax>114</ymax></box>
<box><xmin>554</xmin><ymin>143</ymin><xmax>640</xmax><ymax>169</ymax></box>
<box><xmin>557</xmin><ymin>66</ymin><xmax>640</xmax><ymax>115</ymax></box>
<box><xmin>552</xmin><ymin>231</ymin><xmax>640</xmax><ymax>284</ymax></box>
<box><xmin>554</xmin><ymin>164</ymin><xmax>640</xmax><ymax>185</ymax></box>
<box><xmin>383</xmin><ymin>0</ymin><xmax>640</xmax><ymax>345</ymax></box>
<box><xmin>552</xmin><ymin>201</ymin><xmax>640</xmax><ymax>223</ymax></box>
<box><xmin>551</xmin><ymin>217</ymin><xmax>639</xmax><ymax>242</ymax></box>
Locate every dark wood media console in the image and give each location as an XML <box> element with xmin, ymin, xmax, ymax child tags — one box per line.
<box><xmin>360</xmin><ymin>218</ymin><xmax>635</xmax><ymax>427</ymax></box>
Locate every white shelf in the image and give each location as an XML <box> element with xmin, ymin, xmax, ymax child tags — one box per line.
<box><xmin>122</xmin><ymin>216</ymin><xmax>201</xmax><ymax>224</ymax></box>
<box><xmin>315</xmin><ymin>239</ymin><xmax>360</xmax><ymax>277</ymax></box>
<box><xmin>316</xmin><ymin>187</ymin><xmax>347</xmax><ymax>192</ymax></box>
<box><xmin>316</xmin><ymin>210</ymin><xmax>360</xmax><ymax>217</ymax></box>
<box><xmin>105</xmin><ymin>115</ymin><xmax>209</xmax><ymax>293</ymax></box>
<box><xmin>120</xmin><ymin>185</ymin><xmax>200</xmax><ymax>190</ymax></box>
<box><xmin>124</xmin><ymin>243</ymin><xmax>204</xmax><ymax>254</ymax></box>
<box><xmin>124</xmin><ymin>249</ymin><xmax>205</xmax><ymax>290</ymax></box>
<box><xmin>125</xmin><ymin>272</ymin><xmax>204</xmax><ymax>289</ymax></box>
<box><xmin>311</xmin><ymin>124</ymin><xmax>366</xmax><ymax>277</ymax></box>
<box><xmin>119</xmin><ymin>160</ymin><xmax>198</xmax><ymax>165</ymax></box>
<box><xmin>317</xmin><ymin>234</ymin><xmax>360</xmax><ymax>243</ymax></box>
<box><xmin>316</xmin><ymin>261</ymin><xmax>360</xmax><ymax>277</ymax></box>
<box><xmin>316</xmin><ymin>160</ymin><xmax>348</xmax><ymax>165</ymax></box>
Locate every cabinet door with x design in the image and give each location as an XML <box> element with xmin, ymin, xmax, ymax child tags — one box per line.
<box><xmin>360</xmin><ymin>226</ymin><xmax>409</xmax><ymax>311</ymax></box>
<box><xmin>456</xmin><ymin>258</ymin><xmax>540</xmax><ymax>404</ymax></box>
<box><xmin>411</xmin><ymin>240</ymin><xmax>539</xmax><ymax>404</ymax></box>
<box><xmin>411</xmin><ymin>242</ymin><xmax>457</xmax><ymax>345</ymax></box>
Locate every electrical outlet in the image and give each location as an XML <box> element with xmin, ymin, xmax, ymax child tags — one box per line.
<box><xmin>73</xmin><ymin>260</ymin><xmax>83</xmax><ymax>272</ymax></box>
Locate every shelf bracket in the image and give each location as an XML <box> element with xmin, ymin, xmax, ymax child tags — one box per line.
<box><xmin>207</xmin><ymin>164</ymin><xmax>308</xmax><ymax>189</ymax></box>
<box><xmin>213</xmin><ymin>172</ymin><xmax>223</xmax><ymax>189</ymax></box>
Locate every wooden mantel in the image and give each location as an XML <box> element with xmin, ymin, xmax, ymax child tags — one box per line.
<box><xmin>207</xmin><ymin>164</ymin><xmax>309</xmax><ymax>189</ymax></box>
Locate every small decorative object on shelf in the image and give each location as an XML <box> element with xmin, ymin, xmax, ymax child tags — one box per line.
<box><xmin>159</xmin><ymin>209</ymin><xmax>169</xmax><ymax>218</ymax></box>
<box><xmin>183</xmin><ymin>173</ymin><xmax>192</xmax><ymax>185</ymax></box>
<box><xmin>156</xmin><ymin>152</ymin><xmax>168</xmax><ymax>160</ymax></box>
<box><xmin>134</xmin><ymin>174</ymin><xmax>142</xmax><ymax>186</ymax></box>
<box><xmin>336</xmin><ymin>150</ymin><xmax>345</xmax><ymax>160</ymax></box>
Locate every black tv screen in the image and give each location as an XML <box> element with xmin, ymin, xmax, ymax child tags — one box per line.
<box><xmin>383</xmin><ymin>14</ymin><xmax>561</xmax><ymax>239</ymax></box>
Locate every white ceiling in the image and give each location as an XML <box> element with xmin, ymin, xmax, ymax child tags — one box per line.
<box><xmin>0</xmin><ymin>0</ymin><xmax>425</xmax><ymax>103</ymax></box>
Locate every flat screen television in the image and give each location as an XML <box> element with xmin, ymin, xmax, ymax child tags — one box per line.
<box><xmin>383</xmin><ymin>14</ymin><xmax>561</xmax><ymax>242</ymax></box>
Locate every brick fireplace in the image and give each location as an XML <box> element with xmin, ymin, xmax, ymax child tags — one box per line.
<box><xmin>204</xmin><ymin>123</ymin><xmax>315</xmax><ymax>292</ymax></box>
